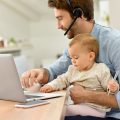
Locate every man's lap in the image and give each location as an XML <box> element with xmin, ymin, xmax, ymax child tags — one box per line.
<box><xmin>65</xmin><ymin>116</ymin><xmax>120</xmax><ymax>120</ymax></box>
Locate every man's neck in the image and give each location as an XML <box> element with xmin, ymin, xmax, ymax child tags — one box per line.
<box><xmin>80</xmin><ymin>20</ymin><xmax>94</xmax><ymax>33</ymax></box>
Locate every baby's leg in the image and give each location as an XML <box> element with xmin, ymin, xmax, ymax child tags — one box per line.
<box><xmin>66</xmin><ymin>104</ymin><xmax>106</xmax><ymax>118</ymax></box>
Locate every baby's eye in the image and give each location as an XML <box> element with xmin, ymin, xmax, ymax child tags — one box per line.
<box><xmin>74</xmin><ymin>57</ymin><xmax>79</xmax><ymax>59</ymax></box>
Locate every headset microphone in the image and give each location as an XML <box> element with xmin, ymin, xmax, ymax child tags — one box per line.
<box><xmin>64</xmin><ymin>16</ymin><xmax>77</xmax><ymax>36</ymax></box>
<box><xmin>64</xmin><ymin>0</ymin><xmax>84</xmax><ymax>36</ymax></box>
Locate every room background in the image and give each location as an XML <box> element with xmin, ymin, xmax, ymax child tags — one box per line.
<box><xmin>0</xmin><ymin>0</ymin><xmax>119</xmax><ymax>75</ymax></box>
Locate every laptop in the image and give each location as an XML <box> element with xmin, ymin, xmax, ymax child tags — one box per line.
<box><xmin>0</xmin><ymin>54</ymin><xmax>62</xmax><ymax>103</ymax></box>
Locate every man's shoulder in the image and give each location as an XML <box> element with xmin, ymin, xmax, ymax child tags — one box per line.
<box><xmin>94</xmin><ymin>23</ymin><xmax>120</xmax><ymax>38</ymax></box>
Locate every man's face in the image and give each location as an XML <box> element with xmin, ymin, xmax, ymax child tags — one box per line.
<box><xmin>54</xmin><ymin>8</ymin><xmax>77</xmax><ymax>39</ymax></box>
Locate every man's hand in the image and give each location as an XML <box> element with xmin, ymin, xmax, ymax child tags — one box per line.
<box><xmin>21</xmin><ymin>68</ymin><xmax>49</xmax><ymax>88</ymax></box>
<box><xmin>69</xmin><ymin>83</ymin><xmax>119</xmax><ymax>109</ymax></box>
<box><xmin>69</xmin><ymin>84</ymin><xmax>87</xmax><ymax>104</ymax></box>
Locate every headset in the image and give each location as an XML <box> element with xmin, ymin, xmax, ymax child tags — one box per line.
<box><xmin>64</xmin><ymin>0</ymin><xmax>84</xmax><ymax>35</ymax></box>
<box><xmin>66</xmin><ymin>0</ymin><xmax>83</xmax><ymax>18</ymax></box>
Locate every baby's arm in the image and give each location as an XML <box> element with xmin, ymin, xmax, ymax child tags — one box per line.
<box><xmin>107</xmin><ymin>80</ymin><xmax>119</xmax><ymax>94</ymax></box>
<box><xmin>40</xmin><ymin>85</ymin><xmax>54</xmax><ymax>93</ymax></box>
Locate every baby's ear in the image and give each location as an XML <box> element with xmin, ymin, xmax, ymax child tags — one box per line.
<box><xmin>89</xmin><ymin>52</ymin><xmax>95</xmax><ymax>61</ymax></box>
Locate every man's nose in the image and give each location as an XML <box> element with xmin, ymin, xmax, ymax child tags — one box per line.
<box><xmin>57</xmin><ymin>23</ymin><xmax>63</xmax><ymax>29</ymax></box>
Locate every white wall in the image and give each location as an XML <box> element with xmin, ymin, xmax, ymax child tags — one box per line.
<box><xmin>0</xmin><ymin>2</ymin><xmax>69</xmax><ymax>68</ymax></box>
<box><xmin>0</xmin><ymin>2</ymin><xmax>33</xmax><ymax>72</ymax></box>
<box><xmin>30</xmin><ymin>17</ymin><xmax>69</xmax><ymax>67</ymax></box>
<box><xmin>0</xmin><ymin>2</ymin><xmax>30</xmax><ymax>40</ymax></box>
<box><xmin>1</xmin><ymin>0</ymin><xmax>120</xmax><ymax>68</ymax></box>
<box><xmin>109</xmin><ymin>0</ymin><xmax>120</xmax><ymax>30</ymax></box>
<box><xmin>94</xmin><ymin>0</ymin><xmax>100</xmax><ymax>22</ymax></box>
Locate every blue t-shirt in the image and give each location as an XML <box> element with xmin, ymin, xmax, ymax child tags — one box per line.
<box><xmin>46</xmin><ymin>23</ymin><xmax>120</xmax><ymax>119</ymax></box>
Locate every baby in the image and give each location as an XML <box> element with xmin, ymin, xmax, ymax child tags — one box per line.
<box><xmin>40</xmin><ymin>34</ymin><xmax>119</xmax><ymax>118</ymax></box>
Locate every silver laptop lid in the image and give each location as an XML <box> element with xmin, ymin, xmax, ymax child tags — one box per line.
<box><xmin>0</xmin><ymin>54</ymin><xmax>27</xmax><ymax>102</ymax></box>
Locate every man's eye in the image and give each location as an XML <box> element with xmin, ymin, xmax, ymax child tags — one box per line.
<box><xmin>58</xmin><ymin>17</ymin><xmax>62</xmax><ymax>21</ymax></box>
<box><xmin>59</xmin><ymin>18</ymin><xmax>62</xmax><ymax>20</ymax></box>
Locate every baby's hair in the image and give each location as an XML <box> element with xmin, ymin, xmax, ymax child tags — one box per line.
<box><xmin>69</xmin><ymin>33</ymin><xmax>99</xmax><ymax>60</ymax></box>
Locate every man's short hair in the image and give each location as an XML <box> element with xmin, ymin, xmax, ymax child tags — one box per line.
<box><xmin>48</xmin><ymin>0</ymin><xmax>94</xmax><ymax>20</ymax></box>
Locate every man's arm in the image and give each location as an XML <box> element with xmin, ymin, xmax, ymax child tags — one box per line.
<box><xmin>85</xmin><ymin>90</ymin><xmax>118</xmax><ymax>108</ymax></box>
<box><xmin>70</xmin><ymin>84</ymin><xmax>119</xmax><ymax>109</ymax></box>
<box><xmin>108</xmin><ymin>35</ymin><xmax>120</xmax><ymax>109</ymax></box>
<box><xmin>21</xmin><ymin>49</ymin><xmax>71</xmax><ymax>87</ymax></box>
<box><xmin>46</xmin><ymin>49</ymin><xmax>71</xmax><ymax>81</ymax></box>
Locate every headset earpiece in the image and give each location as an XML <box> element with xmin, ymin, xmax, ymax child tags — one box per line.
<box><xmin>66</xmin><ymin>0</ymin><xmax>83</xmax><ymax>18</ymax></box>
<box><xmin>73</xmin><ymin>7</ymin><xmax>83</xmax><ymax>18</ymax></box>
<box><xmin>64</xmin><ymin>0</ymin><xmax>84</xmax><ymax>35</ymax></box>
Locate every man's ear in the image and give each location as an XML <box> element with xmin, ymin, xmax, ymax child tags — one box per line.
<box><xmin>81</xmin><ymin>15</ymin><xmax>87</xmax><ymax>21</ymax></box>
<box><xmin>89</xmin><ymin>52</ymin><xmax>95</xmax><ymax>61</ymax></box>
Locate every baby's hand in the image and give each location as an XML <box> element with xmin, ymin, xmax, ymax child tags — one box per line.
<box><xmin>40</xmin><ymin>85</ymin><xmax>54</xmax><ymax>93</ymax></box>
<box><xmin>107</xmin><ymin>80</ymin><xmax>119</xmax><ymax>94</ymax></box>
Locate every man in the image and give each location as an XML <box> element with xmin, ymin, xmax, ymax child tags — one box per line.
<box><xmin>21</xmin><ymin>0</ymin><xmax>120</xmax><ymax>120</ymax></box>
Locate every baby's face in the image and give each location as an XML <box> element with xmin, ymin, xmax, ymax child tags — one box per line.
<box><xmin>68</xmin><ymin>44</ymin><xmax>93</xmax><ymax>71</ymax></box>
